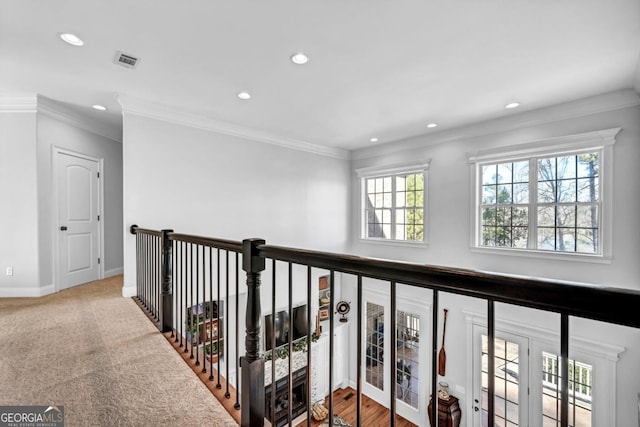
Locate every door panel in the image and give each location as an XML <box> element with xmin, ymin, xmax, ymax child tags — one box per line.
<box><xmin>57</xmin><ymin>152</ymin><xmax>100</xmax><ymax>289</ymax></box>
<box><xmin>473</xmin><ymin>326</ymin><xmax>529</xmax><ymax>427</ymax></box>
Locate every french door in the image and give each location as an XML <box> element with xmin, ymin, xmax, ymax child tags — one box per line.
<box><xmin>362</xmin><ymin>291</ymin><xmax>428</xmax><ymax>426</ymax></box>
<box><xmin>473</xmin><ymin>326</ymin><xmax>530</xmax><ymax>427</ymax></box>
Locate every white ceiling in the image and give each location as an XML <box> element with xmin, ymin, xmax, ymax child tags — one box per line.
<box><xmin>1</xmin><ymin>0</ymin><xmax>639</xmax><ymax>150</ymax></box>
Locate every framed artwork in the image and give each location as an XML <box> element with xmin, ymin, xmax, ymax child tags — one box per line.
<box><xmin>319</xmin><ymin>308</ymin><xmax>330</xmax><ymax>321</ymax></box>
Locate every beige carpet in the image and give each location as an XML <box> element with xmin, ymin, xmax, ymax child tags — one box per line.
<box><xmin>0</xmin><ymin>276</ymin><xmax>237</xmax><ymax>427</ymax></box>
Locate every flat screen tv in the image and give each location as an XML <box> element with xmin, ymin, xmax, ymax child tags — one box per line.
<box><xmin>264</xmin><ymin>304</ymin><xmax>308</xmax><ymax>351</ymax></box>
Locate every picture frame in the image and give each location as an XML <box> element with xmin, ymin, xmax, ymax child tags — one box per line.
<box><xmin>319</xmin><ymin>308</ymin><xmax>329</xmax><ymax>321</ymax></box>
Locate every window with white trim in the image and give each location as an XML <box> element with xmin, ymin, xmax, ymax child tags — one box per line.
<box><xmin>470</xmin><ymin>128</ymin><xmax>619</xmax><ymax>257</ymax></box>
<box><xmin>356</xmin><ymin>162</ymin><xmax>430</xmax><ymax>243</ymax></box>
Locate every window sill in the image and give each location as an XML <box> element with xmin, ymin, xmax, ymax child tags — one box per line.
<box><xmin>359</xmin><ymin>238</ymin><xmax>428</xmax><ymax>249</ymax></box>
<box><xmin>470</xmin><ymin>246</ymin><xmax>612</xmax><ymax>264</ymax></box>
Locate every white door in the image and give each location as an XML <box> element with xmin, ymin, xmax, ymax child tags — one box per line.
<box><xmin>363</xmin><ymin>297</ymin><xmax>389</xmax><ymax>406</ymax></box>
<box><xmin>472</xmin><ymin>326</ymin><xmax>529</xmax><ymax>427</ymax></box>
<box><xmin>56</xmin><ymin>151</ymin><xmax>101</xmax><ymax>290</ymax></box>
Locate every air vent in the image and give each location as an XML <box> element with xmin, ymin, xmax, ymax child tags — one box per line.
<box><xmin>114</xmin><ymin>51</ymin><xmax>140</xmax><ymax>69</ymax></box>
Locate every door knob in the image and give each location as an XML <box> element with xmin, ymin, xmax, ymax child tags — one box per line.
<box><xmin>60</xmin><ymin>226</ymin><xmax>68</xmax><ymax>231</ymax></box>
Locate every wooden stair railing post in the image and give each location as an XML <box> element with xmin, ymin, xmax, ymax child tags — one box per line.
<box><xmin>160</xmin><ymin>229</ymin><xmax>174</xmax><ymax>333</ymax></box>
<box><xmin>241</xmin><ymin>238</ymin><xmax>266</xmax><ymax>427</ymax></box>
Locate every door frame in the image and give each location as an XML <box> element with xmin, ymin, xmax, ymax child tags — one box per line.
<box><xmin>361</xmin><ymin>285</ymin><xmax>432</xmax><ymax>426</ymax></box>
<box><xmin>52</xmin><ymin>146</ymin><xmax>104</xmax><ymax>291</ymax></box>
<box><xmin>471</xmin><ymin>324</ymin><xmax>530</xmax><ymax>427</ymax></box>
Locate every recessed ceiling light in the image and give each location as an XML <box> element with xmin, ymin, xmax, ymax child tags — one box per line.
<box><xmin>237</xmin><ymin>91</ymin><xmax>252</xmax><ymax>100</ymax></box>
<box><xmin>60</xmin><ymin>33</ymin><xmax>84</xmax><ymax>47</ymax></box>
<box><xmin>370</xmin><ymin>137</ymin><xmax>379</xmax><ymax>143</ymax></box>
<box><xmin>427</xmin><ymin>123</ymin><xmax>438</xmax><ymax>128</ymax></box>
<box><xmin>92</xmin><ymin>104</ymin><xmax>107</xmax><ymax>111</ymax></box>
<box><xmin>290</xmin><ymin>53</ymin><xmax>309</xmax><ymax>65</ymax></box>
<box><xmin>505</xmin><ymin>102</ymin><xmax>520</xmax><ymax>109</ymax></box>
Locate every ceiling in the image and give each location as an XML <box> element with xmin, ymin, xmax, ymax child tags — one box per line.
<box><xmin>1</xmin><ymin>0</ymin><xmax>639</xmax><ymax>150</ymax></box>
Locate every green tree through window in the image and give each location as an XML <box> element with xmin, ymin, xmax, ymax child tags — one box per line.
<box><xmin>365</xmin><ymin>172</ymin><xmax>425</xmax><ymax>242</ymax></box>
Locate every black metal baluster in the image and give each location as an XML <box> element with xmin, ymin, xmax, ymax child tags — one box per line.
<box><xmin>431</xmin><ymin>290</ymin><xmax>439</xmax><ymax>427</ymax></box>
<box><xmin>216</xmin><ymin>248</ymin><xmax>222</xmax><ymax>389</ymax></box>
<box><xmin>154</xmin><ymin>235</ymin><xmax>157</xmax><ymax>319</ymax></box>
<box><xmin>225</xmin><ymin>251</ymin><xmax>231</xmax><ymax>399</ymax></box>
<box><xmin>390</xmin><ymin>281</ymin><xmax>397</xmax><ymax>427</ymax></box>
<box><xmin>144</xmin><ymin>233</ymin><xmax>148</xmax><ymax>309</ymax></box>
<box><xmin>195</xmin><ymin>244</ymin><xmax>200</xmax><ymax>366</ymax></box>
<box><xmin>209</xmin><ymin>246</ymin><xmax>215</xmax><ymax>381</ymax></box>
<box><xmin>189</xmin><ymin>243</ymin><xmax>194</xmax><ymax>357</ymax></box>
<box><xmin>560</xmin><ymin>313</ymin><xmax>569</xmax><ymax>427</ymax></box>
<box><xmin>356</xmin><ymin>275</ymin><xmax>363</xmax><ymax>427</ymax></box>
<box><xmin>179</xmin><ymin>241</ymin><xmax>184</xmax><ymax>348</ymax></box>
<box><xmin>287</xmin><ymin>262</ymin><xmax>293</xmax><ymax>425</ymax></box>
<box><xmin>271</xmin><ymin>259</ymin><xmax>276</xmax><ymax>425</ymax></box>
<box><xmin>171</xmin><ymin>239</ymin><xmax>176</xmax><ymax>338</ymax></box>
<box><xmin>234</xmin><ymin>252</ymin><xmax>241</xmax><ymax>410</ymax></box>
<box><xmin>328</xmin><ymin>270</ymin><xmax>335</xmax><ymax>424</ymax></box>
<box><xmin>306</xmin><ymin>265</ymin><xmax>312</xmax><ymax>427</ymax></box>
<box><xmin>488</xmin><ymin>300</ymin><xmax>496</xmax><ymax>427</ymax></box>
<box><xmin>152</xmin><ymin>235</ymin><xmax>156</xmax><ymax>319</ymax></box>
<box><xmin>202</xmin><ymin>244</ymin><xmax>207</xmax><ymax>374</ymax></box>
<box><xmin>179</xmin><ymin>241</ymin><xmax>184</xmax><ymax>347</ymax></box>
<box><xmin>135</xmin><ymin>233</ymin><xmax>140</xmax><ymax>301</ymax></box>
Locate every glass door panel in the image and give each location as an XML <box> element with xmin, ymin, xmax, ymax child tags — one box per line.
<box><xmin>366</xmin><ymin>302</ymin><xmax>385</xmax><ymax>391</ymax></box>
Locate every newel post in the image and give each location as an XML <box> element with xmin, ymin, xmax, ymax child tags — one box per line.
<box><xmin>160</xmin><ymin>229</ymin><xmax>174</xmax><ymax>333</ymax></box>
<box><xmin>241</xmin><ymin>238</ymin><xmax>265</xmax><ymax>427</ymax></box>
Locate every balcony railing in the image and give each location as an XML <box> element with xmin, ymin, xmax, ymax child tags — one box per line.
<box><xmin>130</xmin><ymin>225</ymin><xmax>640</xmax><ymax>427</ymax></box>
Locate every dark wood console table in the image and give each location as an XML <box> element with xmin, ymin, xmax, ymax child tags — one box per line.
<box><xmin>428</xmin><ymin>395</ymin><xmax>461</xmax><ymax>427</ymax></box>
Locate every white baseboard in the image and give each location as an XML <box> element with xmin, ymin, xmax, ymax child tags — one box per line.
<box><xmin>0</xmin><ymin>284</ymin><xmax>55</xmax><ymax>297</ymax></box>
<box><xmin>105</xmin><ymin>267</ymin><xmax>124</xmax><ymax>278</ymax></box>
<box><xmin>122</xmin><ymin>285</ymin><xmax>137</xmax><ymax>298</ymax></box>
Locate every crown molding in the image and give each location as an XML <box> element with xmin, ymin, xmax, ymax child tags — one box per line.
<box><xmin>37</xmin><ymin>96</ymin><xmax>122</xmax><ymax>143</ymax></box>
<box><xmin>353</xmin><ymin>89</ymin><xmax>640</xmax><ymax>161</ymax></box>
<box><xmin>0</xmin><ymin>96</ymin><xmax>38</xmax><ymax>112</ymax></box>
<box><xmin>116</xmin><ymin>94</ymin><xmax>350</xmax><ymax>160</ymax></box>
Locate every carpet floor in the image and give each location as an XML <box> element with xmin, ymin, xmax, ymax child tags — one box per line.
<box><xmin>0</xmin><ymin>275</ymin><xmax>237</xmax><ymax>427</ymax></box>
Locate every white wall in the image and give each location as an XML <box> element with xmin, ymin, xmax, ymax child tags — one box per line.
<box><xmin>0</xmin><ymin>98</ymin><xmax>123</xmax><ymax>296</ymax></box>
<box><xmin>0</xmin><ymin>111</ymin><xmax>41</xmax><ymax>294</ymax></box>
<box><xmin>348</xmin><ymin>93</ymin><xmax>640</xmax><ymax>426</ymax></box>
<box><xmin>121</xmin><ymin>113</ymin><xmax>351</xmax><ymax>297</ymax></box>
<box><xmin>36</xmin><ymin>112</ymin><xmax>124</xmax><ymax>285</ymax></box>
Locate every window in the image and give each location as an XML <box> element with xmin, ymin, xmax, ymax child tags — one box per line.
<box><xmin>470</xmin><ymin>128</ymin><xmax>619</xmax><ymax>257</ymax></box>
<box><xmin>356</xmin><ymin>162</ymin><xmax>430</xmax><ymax>243</ymax></box>
<box><xmin>541</xmin><ymin>352</ymin><xmax>593</xmax><ymax>427</ymax></box>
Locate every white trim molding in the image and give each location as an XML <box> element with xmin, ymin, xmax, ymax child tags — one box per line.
<box><xmin>468</xmin><ymin>127</ymin><xmax>619</xmax><ymax>260</ymax></box>
<box><xmin>38</xmin><ymin>96</ymin><xmax>122</xmax><ymax>142</ymax></box>
<box><xmin>464</xmin><ymin>310</ymin><xmax>625</xmax><ymax>427</ymax></box>
<box><xmin>0</xmin><ymin>284</ymin><xmax>55</xmax><ymax>297</ymax></box>
<box><xmin>467</xmin><ymin>127</ymin><xmax>621</xmax><ymax>163</ymax></box>
<box><xmin>355</xmin><ymin>159</ymin><xmax>431</xmax><ymax>178</ymax></box>
<box><xmin>116</xmin><ymin>93</ymin><xmax>350</xmax><ymax>160</ymax></box>
<box><xmin>353</xmin><ymin>89</ymin><xmax>638</xmax><ymax>161</ymax></box>
<box><xmin>0</xmin><ymin>96</ymin><xmax>38</xmax><ymax>112</ymax></box>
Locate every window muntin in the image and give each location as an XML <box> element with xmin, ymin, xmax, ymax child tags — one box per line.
<box><xmin>541</xmin><ymin>352</ymin><xmax>592</xmax><ymax>427</ymax></box>
<box><xmin>364</xmin><ymin>172</ymin><xmax>425</xmax><ymax>242</ymax></box>
<box><xmin>478</xmin><ymin>151</ymin><xmax>601</xmax><ymax>254</ymax></box>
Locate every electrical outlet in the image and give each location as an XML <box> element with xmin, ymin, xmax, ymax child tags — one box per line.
<box><xmin>6</xmin><ymin>267</ymin><xmax>13</xmax><ymax>276</ymax></box>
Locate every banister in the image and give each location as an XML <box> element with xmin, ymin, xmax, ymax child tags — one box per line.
<box><xmin>256</xmin><ymin>243</ymin><xmax>640</xmax><ymax>329</ymax></box>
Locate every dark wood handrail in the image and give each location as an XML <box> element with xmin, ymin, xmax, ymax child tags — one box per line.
<box><xmin>258</xmin><ymin>244</ymin><xmax>640</xmax><ymax>329</ymax></box>
<box><xmin>130</xmin><ymin>224</ymin><xmax>640</xmax><ymax>328</ymax></box>
<box><xmin>131</xmin><ymin>225</ymin><xmax>243</xmax><ymax>252</ymax></box>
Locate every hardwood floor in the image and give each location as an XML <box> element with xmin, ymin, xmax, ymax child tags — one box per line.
<box><xmin>296</xmin><ymin>387</ymin><xmax>417</xmax><ymax>427</ymax></box>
